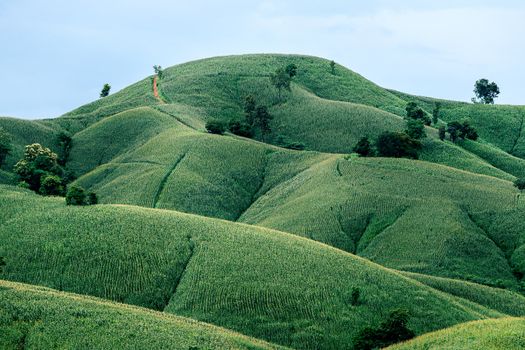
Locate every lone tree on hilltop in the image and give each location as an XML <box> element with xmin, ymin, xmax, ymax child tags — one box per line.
<box><xmin>330</xmin><ymin>60</ymin><xmax>336</xmax><ymax>75</ymax></box>
<box><xmin>473</xmin><ymin>79</ymin><xmax>500</xmax><ymax>104</ymax></box>
<box><xmin>0</xmin><ymin>127</ymin><xmax>12</xmax><ymax>168</ymax></box>
<box><xmin>100</xmin><ymin>83</ymin><xmax>111</xmax><ymax>98</ymax></box>
<box><xmin>153</xmin><ymin>65</ymin><xmax>164</xmax><ymax>79</ymax></box>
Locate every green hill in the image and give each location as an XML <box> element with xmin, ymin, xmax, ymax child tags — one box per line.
<box><xmin>2</xmin><ymin>186</ymin><xmax>523</xmax><ymax>349</ymax></box>
<box><xmin>388</xmin><ymin>317</ymin><xmax>525</xmax><ymax>350</ymax></box>
<box><xmin>0</xmin><ymin>280</ymin><xmax>280</xmax><ymax>350</ymax></box>
<box><xmin>1</xmin><ymin>53</ymin><xmax>525</xmax><ymax>349</ymax></box>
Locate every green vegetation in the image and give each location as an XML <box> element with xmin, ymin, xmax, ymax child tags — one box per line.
<box><xmin>0</xmin><ymin>280</ymin><xmax>279</xmax><ymax>350</ymax></box>
<box><xmin>100</xmin><ymin>83</ymin><xmax>111</xmax><ymax>98</ymax></box>
<box><xmin>2</xmin><ymin>53</ymin><xmax>525</xmax><ymax>348</ymax></box>
<box><xmin>354</xmin><ymin>309</ymin><xmax>415</xmax><ymax>350</ymax></box>
<box><xmin>0</xmin><ymin>127</ymin><xmax>12</xmax><ymax>168</ymax></box>
<box><xmin>389</xmin><ymin>318</ymin><xmax>525</xmax><ymax>350</ymax></box>
<box><xmin>473</xmin><ymin>78</ymin><xmax>500</xmax><ymax>104</ymax></box>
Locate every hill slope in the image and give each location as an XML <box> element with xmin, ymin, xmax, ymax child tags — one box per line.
<box><xmin>1</xmin><ymin>186</ymin><xmax>523</xmax><ymax>349</ymax></box>
<box><xmin>0</xmin><ymin>280</ymin><xmax>279</xmax><ymax>350</ymax></box>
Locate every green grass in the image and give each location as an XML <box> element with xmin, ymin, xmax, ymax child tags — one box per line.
<box><xmin>1</xmin><ymin>185</ymin><xmax>522</xmax><ymax>349</ymax></box>
<box><xmin>389</xmin><ymin>317</ymin><xmax>525</xmax><ymax>350</ymax></box>
<box><xmin>0</xmin><ymin>280</ymin><xmax>280</xmax><ymax>350</ymax></box>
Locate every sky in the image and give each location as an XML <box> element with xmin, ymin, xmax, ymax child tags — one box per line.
<box><xmin>1</xmin><ymin>0</ymin><xmax>524</xmax><ymax>119</ymax></box>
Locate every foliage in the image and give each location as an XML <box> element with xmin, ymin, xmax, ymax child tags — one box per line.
<box><xmin>0</xmin><ymin>127</ymin><xmax>12</xmax><ymax>168</ymax></box>
<box><xmin>514</xmin><ymin>178</ymin><xmax>525</xmax><ymax>191</ymax></box>
<box><xmin>406</xmin><ymin>102</ymin><xmax>431</xmax><ymax>125</ymax></box>
<box><xmin>432</xmin><ymin>102</ymin><xmax>441</xmax><ymax>125</ymax></box>
<box><xmin>376</xmin><ymin>132</ymin><xmax>421</xmax><ymax>159</ymax></box>
<box><xmin>154</xmin><ymin>65</ymin><xmax>164</xmax><ymax>79</ymax></box>
<box><xmin>13</xmin><ymin>143</ymin><xmax>63</xmax><ymax>193</ymax></box>
<box><xmin>439</xmin><ymin>125</ymin><xmax>446</xmax><ymax>141</ymax></box>
<box><xmin>100</xmin><ymin>83</ymin><xmax>111</xmax><ymax>98</ymax></box>
<box><xmin>39</xmin><ymin>174</ymin><xmax>64</xmax><ymax>196</ymax></box>
<box><xmin>447</xmin><ymin>120</ymin><xmax>478</xmax><ymax>142</ymax></box>
<box><xmin>87</xmin><ymin>191</ymin><xmax>98</xmax><ymax>205</ymax></box>
<box><xmin>244</xmin><ymin>94</ymin><xmax>257</xmax><ymax>126</ymax></box>
<box><xmin>0</xmin><ymin>256</ymin><xmax>4</xmax><ymax>273</ymax></box>
<box><xmin>57</xmin><ymin>131</ymin><xmax>72</xmax><ymax>166</ymax></box>
<box><xmin>405</xmin><ymin>119</ymin><xmax>426</xmax><ymax>139</ymax></box>
<box><xmin>474</xmin><ymin>78</ymin><xmax>500</xmax><ymax>104</ymax></box>
<box><xmin>285</xmin><ymin>63</ymin><xmax>298</xmax><ymax>78</ymax></box>
<box><xmin>330</xmin><ymin>60</ymin><xmax>336</xmax><ymax>75</ymax></box>
<box><xmin>65</xmin><ymin>185</ymin><xmax>87</xmax><ymax>205</ymax></box>
<box><xmin>228</xmin><ymin>120</ymin><xmax>254</xmax><ymax>137</ymax></box>
<box><xmin>354</xmin><ymin>309</ymin><xmax>415</xmax><ymax>350</ymax></box>
<box><xmin>254</xmin><ymin>105</ymin><xmax>273</xmax><ymax>140</ymax></box>
<box><xmin>353</xmin><ymin>137</ymin><xmax>373</xmax><ymax>157</ymax></box>
<box><xmin>205</xmin><ymin>120</ymin><xmax>227</xmax><ymax>135</ymax></box>
<box><xmin>270</xmin><ymin>67</ymin><xmax>293</xmax><ymax>101</ymax></box>
<box><xmin>275</xmin><ymin>135</ymin><xmax>305</xmax><ymax>150</ymax></box>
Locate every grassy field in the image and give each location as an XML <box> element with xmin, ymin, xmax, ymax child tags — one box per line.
<box><xmin>389</xmin><ymin>317</ymin><xmax>525</xmax><ymax>350</ymax></box>
<box><xmin>1</xmin><ymin>185</ymin><xmax>524</xmax><ymax>349</ymax></box>
<box><xmin>0</xmin><ymin>280</ymin><xmax>280</xmax><ymax>350</ymax></box>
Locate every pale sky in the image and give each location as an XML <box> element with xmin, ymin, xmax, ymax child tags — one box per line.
<box><xmin>1</xmin><ymin>0</ymin><xmax>524</xmax><ymax>119</ymax></box>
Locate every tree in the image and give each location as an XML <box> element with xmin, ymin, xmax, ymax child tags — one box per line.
<box><xmin>405</xmin><ymin>102</ymin><xmax>431</xmax><ymax>125</ymax></box>
<box><xmin>228</xmin><ymin>120</ymin><xmax>254</xmax><ymax>138</ymax></box>
<box><xmin>244</xmin><ymin>94</ymin><xmax>257</xmax><ymax>126</ymax></box>
<box><xmin>406</xmin><ymin>119</ymin><xmax>426</xmax><ymax>139</ymax></box>
<box><xmin>39</xmin><ymin>175</ymin><xmax>64</xmax><ymax>196</ymax></box>
<box><xmin>285</xmin><ymin>63</ymin><xmax>298</xmax><ymax>78</ymax></box>
<box><xmin>447</xmin><ymin>121</ymin><xmax>462</xmax><ymax>143</ymax></box>
<box><xmin>270</xmin><ymin>68</ymin><xmax>292</xmax><ymax>101</ymax></box>
<box><xmin>0</xmin><ymin>127</ymin><xmax>12</xmax><ymax>168</ymax></box>
<box><xmin>353</xmin><ymin>137</ymin><xmax>373</xmax><ymax>157</ymax></box>
<box><xmin>87</xmin><ymin>192</ymin><xmax>98</xmax><ymax>205</ymax></box>
<box><xmin>0</xmin><ymin>256</ymin><xmax>5</xmax><ymax>273</ymax></box>
<box><xmin>153</xmin><ymin>65</ymin><xmax>164</xmax><ymax>79</ymax></box>
<box><xmin>14</xmin><ymin>143</ymin><xmax>63</xmax><ymax>193</ymax></box>
<box><xmin>205</xmin><ymin>120</ymin><xmax>227</xmax><ymax>135</ymax></box>
<box><xmin>376</xmin><ymin>132</ymin><xmax>421</xmax><ymax>159</ymax></box>
<box><xmin>254</xmin><ymin>106</ymin><xmax>273</xmax><ymax>140</ymax></box>
<box><xmin>330</xmin><ymin>60</ymin><xmax>336</xmax><ymax>75</ymax></box>
<box><xmin>432</xmin><ymin>102</ymin><xmax>441</xmax><ymax>125</ymax></box>
<box><xmin>66</xmin><ymin>185</ymin><xmax>86</xmax><ymax>205</ymax></box>
<box><xmin>354</xmin><ymin>309</ymin><xmax>415</xmax><ymax>350</ymax></box>
<box><xmin>100</xmin><ymin>83</ymin><xmax>111</xmax><ymax>98</ymax></box>
<box><xmin>514</xmin><ymin>178</ymin><xmax>525</xmax><ymax>191</ymax></box>
<box><xmin>438</xmin><ymin>125</ymin><xmax>446</xmax><ymax>141</ymax></box>
<box><xmin>474</xmin><ymin>79</ymin><xmax>500</xmax><ymax>104</ymax></box>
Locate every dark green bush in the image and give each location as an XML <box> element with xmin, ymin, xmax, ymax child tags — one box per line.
<box><xmin>228</xmin><ymin>120</ymin><xmax>254</xmax><ymax>137</ymax></box>
<box><xmin>354</xmin><ymin>309</ymin><xmax>415</xmax><ymax>350</ymax></box>
<box><xmin>66</xmin><ymin>186</ymin><xmax>87</xmax><ymax>206</ymax></box>
<box><xmin>376</xmin><ymin>132</ymin><xmax>421</xmax><ymax>159</ymax></box>
<box><xmin>39</xmin><ymin>175</ymin><xmax>64</xmax><ymax>196</ymax></box>
<box><xmin>205</xmin><ymin>120</ymin><xmax>227</xmax><ymax>135</ymax></box>
<box><xmin>353</xmin><ymin>137</ymin><xmax>373</xmax><ymax>157</ymax></box>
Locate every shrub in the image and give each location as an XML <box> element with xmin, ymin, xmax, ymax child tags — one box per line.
<box><xmin>330</xmin><ymin>60</ymin><xmax>336</xmax><ymax>74</ymax></box>
<box><xmin>228</xmin><ymin>120</ymin><xmax>254</xmax><ymax>138</ymax></box>
<box><xmin>100</xmin><ymin>83</ymin><xmax>111</xmax><ymax>98</ymax></box>
<box><xmin>405</xmin><ymin>119</ymin><xmax>426</xmax><ymax>139</ymax></box>
<box><xmin>285</xmin><ymin>63</ymin><xmax>298</xmax><ymax>78</ymax></box>
<box><xmin>354</xmin><ymin>309</ymin><xmax>415</xmax><ymax>350</ymax></box>
<box><xmin>39</xmin><ymin>175</ymin><xmax>64</xmax><ymax>196</ymax></box>
<box><xmin>14</xmin><ymin>143</ymin><xmax>63</xmax><ymax>193</ymax></box>
<box><xmin>406</xmin><ymin>102</ymin><xmax>431</xmax><ymax>125</ymax></box>
<box><xmin>376</xmin><ymin>132</ymin><xmax>421</xmax><ymax>159</ymax></box>
<box><xmin>66</xmin><ymin>185</ymin><xmax>87</xmax><ymax>206</ymax></box>
<box><xmin>0</xmin><ymin>256</ymin><xmax>5</xmax><ymax>273</ymax></box>
<box><xmin>205</xmin><ymin>120</ymin><xmax>227</xmax><ymax>135</ymax></box>
<box><xmin>353</xmin><ymin>137</ymin><xmax>373</xmax><ymax>157</ymax></box>
<box><xmin>87</xmin><ymin>192</ymin><xmax>98</xmax><ymax>205</ymax></box>
<box><xmin>438</xmin><ymin>126</ymin><xmax>446</xmax><ymax>141</ymax></box>
<box><xmin>351</xmin><ymin>287</ymin><xmax>361</xmax><ymax>306</ymax></box>
<box><xmin>514</xmin><ymin>178</ymin><xmax>525</xmax><ymax>191</ymax></box>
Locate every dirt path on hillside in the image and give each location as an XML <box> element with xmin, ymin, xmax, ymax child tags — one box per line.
<box><xmin>153</xmin><ymin>75</ymin><xmax>167</xmax><ymax>104</ymax></box>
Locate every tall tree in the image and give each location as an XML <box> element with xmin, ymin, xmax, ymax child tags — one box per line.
<box><xmin>244</xmin><ymin>94</ymin><xmax>257</xmax><ymax>126</ymax></box>
<box><xmin>153</xmin><ymin>65</ymin><xmax>164</xmax><ymax>79</ymax></box>
<box><xmin>330</xmin><ymin>60</ymin><xmax>336</xmax><ymax>75</ymax></box>
<box><xmin>254</xmin><ymin>106</ymin><xmax>273</xmax><ymax>140</ymax></box>
<box><xmin>405</xmin><ymin>102</ymin><xmax>431</xmax><ymax>125</ymax></box>
<box><xmin>14</xmin><ymin>143</ymin><xmax>63</xmax><ymax>193</ymax></box>
<box><xmin>270</xmin><ymin>68</ymin><xmax>292</xmax><ymax>101</ymax></box>
<box><xmin>100</xmin><ymin>83</ymin><xmax>111</xmax><ymax>98</ymax></box>
<box><xmin>473</xmin><ymin>79</ymin><xmax>500</xmax><ymax>104</ymax></box>
<box><xmin>406</xmin><ymin>119</ymin><xmax>426</xmax><ymax>139</ymax></box>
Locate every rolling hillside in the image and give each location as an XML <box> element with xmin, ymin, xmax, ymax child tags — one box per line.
<box><xmin>1</xmin><ymin>53</ymin><xmax>525</xmax><ymax>349</ymax></box>
<box><xmin>0</xmin><ymin>280</ymin><xmax>280</xmax><ymax>350</ymax></box>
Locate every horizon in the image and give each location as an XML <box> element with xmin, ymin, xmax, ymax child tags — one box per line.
<box><xmin>1</xmin><ymin>0</ymin><xmax>524</xmax><ymax>119</ymax></box>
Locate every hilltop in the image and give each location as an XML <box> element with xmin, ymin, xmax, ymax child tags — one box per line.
<box><xmin>1</xmin><ymin>54</ymin><xmax>525</xmax><ymax>349</ymax></box>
